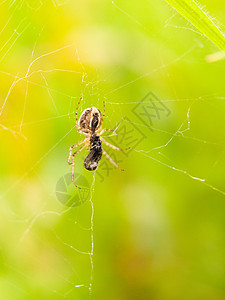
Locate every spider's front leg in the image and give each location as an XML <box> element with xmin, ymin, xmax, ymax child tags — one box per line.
<box><xmin>75</xmin><ymin>97</ymin><xmax>82</xmax><ymax>128</ymax></box>
<box><xmin>68</xmin><ymin>140</ymin><xmax>85</xmax><ymax>165</ymax></box>
<box><xmin>102</xmin><ymin>100</ymin><xmax>105</xmax><ymax>122</ymax></box>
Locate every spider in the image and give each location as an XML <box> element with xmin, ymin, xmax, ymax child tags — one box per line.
<box><xmin>68</xmin><ymin>98</ymin><xmax>130</xmax><ymax>189</ymax></box>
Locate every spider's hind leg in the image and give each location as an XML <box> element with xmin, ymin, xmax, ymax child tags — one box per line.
<box><xmin>101</xmin><ymin>137</ymin><xmax>130</xmax><ymax>151</ymax></box>
<box><xmin>71</xmin><ymin>145</ymin><xmax>86</xmax><ymax>189</ymax></box>
<box><xmin>68</xmin><ymin>139</ymin><xmax>85</xmax><ymax>165</ymax></box>
<box><xmin>99</xmin><ymin>128</ymin><xmax>114</xmax><ymax>135</ymax></box>
<box><xmin>102</xmin><ymin>148</ymin><xmax>124</xmax><ymax>171</ymax></box>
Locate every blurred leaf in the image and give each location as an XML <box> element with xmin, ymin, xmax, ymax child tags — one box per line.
<box><xmin>165</xmin><ymin>0</ymin><xmax>225</xmax><ymax>51</ymax></box>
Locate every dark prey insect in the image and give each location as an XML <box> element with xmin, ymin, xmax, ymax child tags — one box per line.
<box><xmin>68</xmin><ymin>98</ymin><xmax>130</xmax><ymax>188</ymax></box>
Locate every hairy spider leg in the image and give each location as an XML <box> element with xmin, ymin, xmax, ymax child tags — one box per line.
<box><xmin>72</xmin><ymin>145</ymin><xmax>86</xmax><ymax>189</ymax></box>
<box><xmin>68</xmin><ymin>139</ymin><xmax>85</xmax><ymax>165</ymax></box>
<box><xmin>102</xmin><ymin>100</ymin><xmax>105</xmax><ymax>122</ymax></box>
<box><xmin>75</xmin><ymin>97</ymin><xmax>82</xmax><ymax>128</ymax></box>
<box><xmin>98</xmin><ymin>128</ymin><xmax>114</xmax><ymax>135</ymax></box>
<box><xmin>101</xmin><ymin>137</ymin><xmax>130</xmax><ymax>151</ymax></box>
<box><xmin>102</xmin><ymin>148</ymin><xmax>124</xmax><ymax>171</ymax></box>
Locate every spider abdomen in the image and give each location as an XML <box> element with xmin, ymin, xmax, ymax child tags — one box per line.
<box><xmin>83</xmin><ymin>134</ymin><xmax>102</xmax><ymax>171</ymax></box>
<box><xmin>83</xmin><ymin>149</ymin><xmax>102</xmax><ymax>171</ymax></box>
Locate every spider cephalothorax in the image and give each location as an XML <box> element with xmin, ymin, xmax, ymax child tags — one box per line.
<box><xmin>78</xmin><ymin>107</ymin><xmax>102</xmax><ymax>134</ymax></box>
<box><xmin>68</xmin><ymin>98</ymin><xmax>130</xmax><ymax>189</ymax></box>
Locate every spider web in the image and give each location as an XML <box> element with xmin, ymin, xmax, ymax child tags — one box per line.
<box><xmin>0</xmin><ymin>0</ymin><xmax>225</xmax><ymax>299</ymax></box>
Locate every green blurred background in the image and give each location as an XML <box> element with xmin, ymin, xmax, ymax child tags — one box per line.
<box><xmin>0</xmin><ymin>0</ymin><xmax>225</xmax><ymax>299</ymax></box>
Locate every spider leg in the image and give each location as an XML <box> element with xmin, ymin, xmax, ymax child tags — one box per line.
<box><xmin>99</xmin><ymin>128</ymin><xmax>114</xmax><ymax>135</ymax></box>
<box><xmin>102</xmin><ymin>148</ymin><xmax>124</xmax><ymax>171</ymax></box>
<box><xmin>71</xmin><ymin>145</ymin><xmax>86</xmax><ymax>189</ymax></box>
<box><xmin>75</xmin><ymin>97</ymin><xmax>82</xmax><ymax>128</ymax></box>
<box><xmin>102</xmin><ymin>100</ymin><xmax>105</xmax><ymax>122</ymax></box>
<box><xmin>101</xmin><ymin>137</ymin><xmax>130</xmax><ymax>151</ymax></box>
<box><xmin>68</xmin><ymin>139</ymin><xmax>85</xmax><ymax>165</ymax></box>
